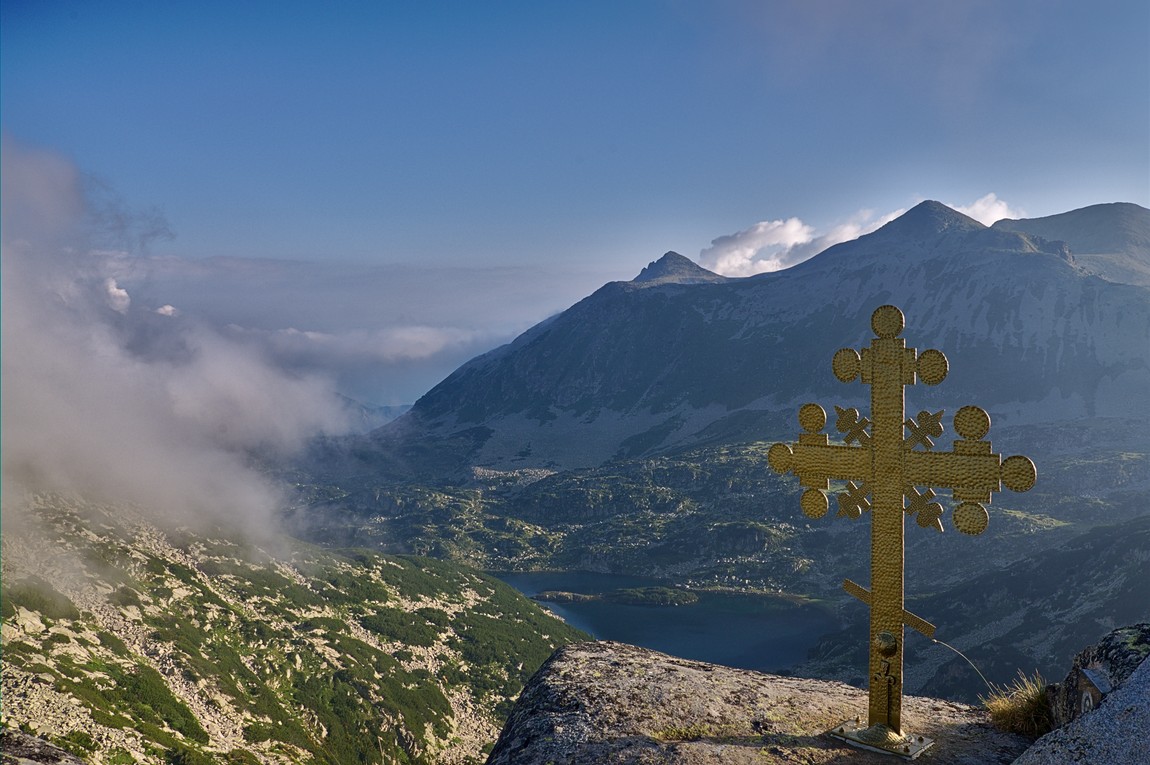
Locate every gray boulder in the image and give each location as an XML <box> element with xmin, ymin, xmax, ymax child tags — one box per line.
<box><xmin>1045</xmin><ymin>623</ymin><xmax>1150</xmax><ymax>728</ymax></box>
<box><xmin>1012</xmin><ymin>655</ymin><xmax>1149</xmax><ymax>765</ymax></box>
<box><xmin>1</xmin><ymin>729</ymin><xmax>88</xmax><ymax>765</ymax></box>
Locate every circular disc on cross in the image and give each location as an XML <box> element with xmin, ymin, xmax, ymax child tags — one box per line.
<box><xmin>917</xmin><ymin>349</ymin><xmax>948</xmax><ymax>386</ymax></box>
<box><xmin>954</xmin><ymin>502</ymin><xmax>990</xmax><ymax>535</ymax></box>
<box><xmin>799</xmin><ymin>403</ymin><xmax>827</xmax><ymax>432</ymax></box>
<box><xmin>1001</xmin><ymin>455</ymin><xmax>1038</xmax><ymax>492</ymax></box>
<box><xmin>871</xmin><ymin>304</ymin><xmax>904</xmax><ymax>337</ymax></box>
<box><xmin>954</xmin><ymin>406</ymin><xmax>991</xmax><ymax>440</ymax></box>
<box><xmin>833</xmin><ymin>348</ymin><xmax>861</xmax><ymax>382</ymax></box>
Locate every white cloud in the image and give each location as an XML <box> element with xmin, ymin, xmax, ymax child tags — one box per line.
<box><xmin>700</xmin><ymin>208</ymin><xmax>904</xmax><ymax>276</ymax></box>
<box><xmin>951</xmin><ymin>192</ymin><xmax>1025</xmax><ymax>225</ymax></box>
<box><xmin>228</xmin><ymin>324</ymin><xmax>491</xmax><ymax>366</ymax></box>
<box><xmin>699</xmin><ymin>217</ymin><xmax>815</xmax><ymax>276</ymax></box>
<box><xmin>104</xmin><ymin>277</ymin><xmax>131</xmax><ymax>313</ymax></box>
<box><xmin>701</xmin><ymin>194</ymin><xmax>1022</xmax><ymax>276</ymax></box>
<box><xmin>1</xmin><ymin>139</ymin><xmax>350</xmax><ymax>534</ymax></box>
<box><xmin>111</xmin><ymin>254</ymin><xmax>621</xmax><ymax>405</ymax></box>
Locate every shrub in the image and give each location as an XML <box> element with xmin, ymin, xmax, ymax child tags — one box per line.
<box><xmin>3</xmin><ymin>577</ymin><xmax>81</xmax><ymax>620</ymax></box>
<box><xmin>109</xmin><ymin>586</ymin><xmax>142</xmax><ymax>608</ymax></box>
<box><xmin>54</xmin><ymin>730</ymin><xmax>97</xmax><ymax>756</ymax></box>
<box><xmin>358</xmin><ymin>608</ymin><xmax>438</xmax><ymax>647</ymax></box>
<box><xmin>982</xmin><ymin>670</ymin><xmax>1052</xmax><ymax>737</ymax></box>
<box><xmin>165</xmin><ymin>745</ymin><xmax>215</xmax><ymax>765</ymax></box>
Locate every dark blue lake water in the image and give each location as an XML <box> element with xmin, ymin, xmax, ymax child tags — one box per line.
<box><xmin>495</xmin><ymin>571</ymin><xmax>839</xmax><ymax>673</ymax></box>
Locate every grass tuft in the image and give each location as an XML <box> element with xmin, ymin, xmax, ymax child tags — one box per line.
<box><xmin>982</xmin><ymin>670</ymin><xmax>1052</xmax><ymax>737</ymax></box>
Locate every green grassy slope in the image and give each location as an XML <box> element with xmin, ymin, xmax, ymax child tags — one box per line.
<box><xmin>1</xmin><ymin>496</ymin><xmax>586</xmax><ymax>765</ymax></box>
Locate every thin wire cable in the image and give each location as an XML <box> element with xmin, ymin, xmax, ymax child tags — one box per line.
<box><xmin>930</xmin><ymin>637</ymin><xmax>995</xmax><ymax>695</ymax></box>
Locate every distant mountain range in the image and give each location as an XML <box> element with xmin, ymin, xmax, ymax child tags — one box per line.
<box><xmin>330</xmin><ymin>200</ymin><xmax>1149</xmax><ymax>479</ymax></box>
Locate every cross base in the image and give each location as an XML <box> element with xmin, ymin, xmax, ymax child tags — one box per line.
<box><xmin>827</xmin><ymin>718</ymin><xmax>934</xmax><ymax>760</ymax></box>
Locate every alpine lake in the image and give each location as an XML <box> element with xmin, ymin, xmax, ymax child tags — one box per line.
<box><xmin>494</xmin><ymin>571</ymin><xmax>839</xmax><ymax>673</ymax></box>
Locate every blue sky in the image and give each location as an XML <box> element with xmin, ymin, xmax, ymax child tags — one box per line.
<box><xmin>3</xmin><ymin>0</ymin><xmax>1149</xmax><ymax>404</ymax></box>
<box><xmin>5</xmin><ymin>1</ymin><xmax>1147</xmax><ymax>268</ymax></box>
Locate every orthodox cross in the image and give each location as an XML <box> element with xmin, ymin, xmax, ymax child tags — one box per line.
<box><xmin>767</xmin><ymin>305</ymin><xmax>1035</xmax><ymax>758</ymax></box>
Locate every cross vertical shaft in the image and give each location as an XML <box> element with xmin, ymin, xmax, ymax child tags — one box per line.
<box><xmin>867</xmin><ymin>326</ymin><xmax>910</xmax><ymax>731</ymax></box>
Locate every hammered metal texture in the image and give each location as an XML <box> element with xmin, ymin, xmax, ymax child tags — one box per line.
<box><xmin>768</xmin><ymin>304</ymin><xmax>1036</xmax><ymax>735</ymax></box>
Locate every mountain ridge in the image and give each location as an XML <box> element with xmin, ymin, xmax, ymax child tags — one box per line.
<box><xmin>336</xmin><ymin>199</ymin><xmax>1150</xmax><ymax>478</ymax></box>
<box><xmin>992</xmin><ymin>202</ymin><xmax>1150</xmax><ymax>286</ymax></box>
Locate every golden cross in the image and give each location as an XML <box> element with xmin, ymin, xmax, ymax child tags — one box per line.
<box><xmin>768</xmin><ymin>305</ymin><xmax>1036</xmax><ymax>756</ymax></box>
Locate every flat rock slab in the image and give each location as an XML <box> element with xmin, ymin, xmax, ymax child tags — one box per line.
<box><xmin>487</xmin><ymin>641</ymin><xmax>1031</xmax><ymax>765</ymax></box>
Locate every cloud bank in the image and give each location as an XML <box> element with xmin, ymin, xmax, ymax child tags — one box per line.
<box><xmin>699</xmin><ymin>208</ymin><xmax>904</xmax><ymax>276</ymax></box>
<box><xmin>1</xmin><ymin>138</ymin><xmax>350</xmax><ymax>532</ymax></box>
<box><xmin>950</xmin><ymin>193</ymin><xmax>1024</xmax><ymax>226</ymax></box>
<box><xmin>699</xmin><ymin>194</ymin><xmax>1022</xmax><ymax>276</ymax></box>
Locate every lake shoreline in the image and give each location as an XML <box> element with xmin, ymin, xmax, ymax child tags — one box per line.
<box><xmin>492</xmin><ymin>569</ymin><xmax>841</xmax><ymax>674</ymax></box>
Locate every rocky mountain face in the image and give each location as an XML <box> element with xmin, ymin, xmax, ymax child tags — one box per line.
<box><xmin>993</xmin><ymin>202</ymin><xmax>1150</xmax><ymax>287</ymax></box>
<box><xmin>1</xmin><ymin>496</ymin><xmax>585</xmax><ymax>765</ymax></box>
<box><xmin>1017</xmin><ymin>624</ymin><xmax>1150</xmax><ymax>765</ymax></box>
<box><xmin>1044</xmin><ymin>623</ymin><xmax>1149</xmax><ymax>729</ymax></box>
<box><xmin>333</xmin><ymin>201</ymin><xmax>1150</xmax><ymax>479</ymax></box>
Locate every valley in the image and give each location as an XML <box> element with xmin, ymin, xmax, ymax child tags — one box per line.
<box><xmin>283</xmin><ymin>416</ymin><xmax>1148</xmax><ymax>701</ymax></box>
<box><xmin>5</xmin><ymin>200</ymin><xmax>1150</xmax><ymax>762</ymax></box>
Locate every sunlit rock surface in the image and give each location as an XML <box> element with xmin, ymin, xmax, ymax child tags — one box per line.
<box><xmin>487</xmin><ymin>641</ymin><xmax>1031</xmax><ymax>764</ymax></box>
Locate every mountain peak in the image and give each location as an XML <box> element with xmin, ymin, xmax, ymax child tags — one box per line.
<box><xmin>873</xmin><ymin>200</ymin><xmax>985</xmax><ymax>240</ymax></box>
<box><xmin>632</xmin><ymin>252</ymin><xmax>727</xmax><ymax>285</ymax></box>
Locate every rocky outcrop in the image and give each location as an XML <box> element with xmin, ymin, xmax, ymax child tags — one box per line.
<box><xmin>0</xmin><ymin>729</ymin><xmax>87</xmax><ymax>765</ymax></box>
<box><xmin>1013</xmin><ymin>654</ymin><xmax>1150</xmax><ymax>765</ymax></box>
<box><xmin>631</xmin><ymin>252</ymin><xmax>729</xmax><ymax>286</ymax></box>
<box><xmin>1045</xmin><ymin>623</ymin><xmax>1150</xmax><ymax>728</ymax></box>
<box><xmin>486</xmin><ymin>641</ymin><xmax>1032</xmax><ymax>764</ymax></box>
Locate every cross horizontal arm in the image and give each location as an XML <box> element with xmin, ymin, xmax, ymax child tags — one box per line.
<box><xmin>788</xmin><ymin>442</ymin><xmax>870</xmax><ymax>488</ymax></box>
<box><xmin>903</xmin><ymin>450</ymin><xmax>1001</xmax><ymax>498</ymax></box>
<box><xmin>843</xmin><ymin>579</ymin><xmax>937</xmax><ymax>638</ymax></box>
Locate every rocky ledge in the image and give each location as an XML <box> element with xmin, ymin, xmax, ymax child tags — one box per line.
<box><xmin>1015</xmin><ymin>624</ymin><xmax>1150</xmax><ymax>765</ymax></box>
<box><xmin>486</xmin><ymin>641</ymin><xmax>1031</xmax><ymax>764</ymax></box>
<box><xmin>1</xmin><ymin>729</ymin><xmax>87</xmax><ymax>765</ymax></box>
